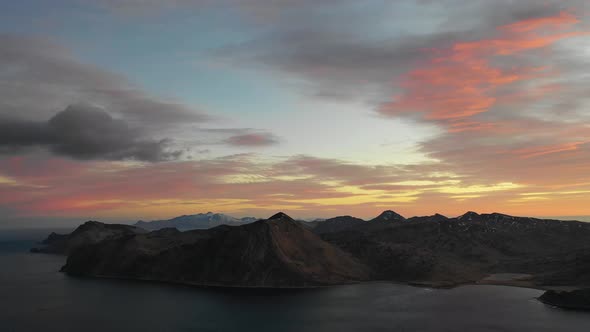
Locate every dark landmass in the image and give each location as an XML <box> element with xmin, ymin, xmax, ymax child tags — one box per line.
<box><xmin>313</xmin><ymin>216</ymin><xmax>365</xmax><ymax>235</ymax></box>
<box><xmin>299</xmin><ymin>219</ymin><xmax>325</xmax><ymax>230</ymax></box>
<box><xmin>30</xmin><ymin>221</ymin><xmax>146</xmax><ymax>254</ymax></box>
<box><xmin>407</xmin><ymin>214</ymin><xmax>449</xmax><ymax>223</ymax></box>
<box><xmin>316</xmin><ymin>211</ymin><xmax>590</xmax><ymax>287</ymax></box>
<box><xmin>539</xmin><ymin>289</ymin><xmax>590</xmax><ymax>310</ymax></box>
<box><xmin>33</xmin><ymin>210</ymin><xmax>590</xmax><ymax>292</ymax></box>
<box><xmin>60</xmin><ymin>213</ymin><xmax>369</xmax><ymax>287</ymax></box>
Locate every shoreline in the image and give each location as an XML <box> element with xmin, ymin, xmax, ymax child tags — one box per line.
<box><xmin>60</xmin><ymin>268</ymin><xmax>582</xmax><ymax>293</ymax></box>
<box><xmin>30</xmin><ymin>251</ymin><xmax>586</xmax><ymax>293</ymax></box>
<box><xmin>32</xmin><ymin>251</ymin><xmax>590</xmax><ymax>311</ymax></box>
<box><xmin>538</xmin><ymin>297</ymin><xmax>590</xmax><ymax>311</ymax></box>
<box><xmin>61</xmin><ymin>270</ymin><xmax>361</xmax><ymax>290</ymax></box>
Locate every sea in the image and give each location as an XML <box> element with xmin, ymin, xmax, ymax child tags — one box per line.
<box><xmin>1</xmin><ymin>228</ymin><xmax>590</xmax><ymax>332</ymax></box>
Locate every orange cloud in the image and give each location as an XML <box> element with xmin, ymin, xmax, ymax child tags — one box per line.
<box><xmin>512</xmin><ymin>141</ymin><xmax>588</xmax><ymax>159</ymax></box>
<box><xmin>500</xmin><ymin>11</ymin><xmax>580</xmax><ymax>33</ymax></box>
<box><xmin>380</xmin><ymin>11</ymin><xmax>588</xmax><ymax>129</ymax></box>
<box><xmin>3</xmin><ymin>151</ymin><xmax>590</xmax><ymax>221</ymax></box>
<box><xmin>447</xmin><ymin>120</ymin><xmax>498</xmax><ymax>133</ymax></box>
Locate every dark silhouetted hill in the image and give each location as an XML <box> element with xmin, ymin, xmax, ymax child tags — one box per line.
<box><xmin>60</xmin><ymin>212</ymin><xmax>369</xmax><ymax>287</ymax></box>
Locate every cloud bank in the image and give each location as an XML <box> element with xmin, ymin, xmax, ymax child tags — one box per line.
<box><xmin>0</xmin><ymin>105</ymin><xmax>181</xmax><ymax>161</ymax></box>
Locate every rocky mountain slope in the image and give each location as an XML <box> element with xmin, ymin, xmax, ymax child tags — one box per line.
<box><xmin>60</xmin><ymin>213</ymin><xmax>369</xmax><ymax>287</ymax></box>
<box><xmin>30</xmin><ymin>221</ymin><xmax>145</xmax><ymax>254</ymax></box>
<box><xmin>315</xmin><ymin>210</ymin><xmax>590</xmax><ymax>287</ymax></box>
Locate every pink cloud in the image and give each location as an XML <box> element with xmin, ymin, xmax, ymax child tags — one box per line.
<box><xmin>379</xmin><ymin>11</ymin><xmax>588</xmax><ymax>129</ymax></box>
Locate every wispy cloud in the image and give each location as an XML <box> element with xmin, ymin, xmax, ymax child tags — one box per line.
<box><xmin>380</xmin><ymin>11</ymin><xmax>587</xmax><ymax>125</ymax></box>
<box><xmin>224</xmin><ymin>133</ymin><xmax>279</xmax><ymax>147</ymax></box>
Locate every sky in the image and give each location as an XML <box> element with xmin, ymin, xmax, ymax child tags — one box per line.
<box><xmin>1</xmin><ymin>0</ymin><xmax>590</xmax><ymax>227</ymax></box>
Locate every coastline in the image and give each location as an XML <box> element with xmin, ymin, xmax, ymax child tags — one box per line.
<box><xmin>61</xmin><ymin>270</ymin><xmax>360</xmax><ymax>290</ymax></box>
<box><xmin>31</xmin><ymin>252</ymin><xmax>588</xmax><ymax>311</ymax></box>
<box><xmin>538</xmin><ymin>297</ymin><xmax>590</xmax><ymax>311</ymax></box>
<box><xmin>59</xmin><ymin>266</ymin><xmax>581</xmax><ymax>293</ymax></box>
<box><xmin>26</xmin><ymin>247</ymin><xmax>583</xmax><ymax>294</ymax></box>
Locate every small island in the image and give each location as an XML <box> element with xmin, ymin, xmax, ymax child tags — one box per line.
<box><xmin>539</xmin><ymin>289</ymin><xmax>590</xmax><ymax>311</ymax></box>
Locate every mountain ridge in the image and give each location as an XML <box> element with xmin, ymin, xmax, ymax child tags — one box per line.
<box><xmin>32</xmin><ymin>210</ymin><xmax>590</xmax><ymax>290</ymax></box>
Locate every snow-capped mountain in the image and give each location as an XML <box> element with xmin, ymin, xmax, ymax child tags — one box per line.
<box><xmin>134</xmin><ymin>212</ymin><xmax>258</xmax><ymax>231</ymax></box>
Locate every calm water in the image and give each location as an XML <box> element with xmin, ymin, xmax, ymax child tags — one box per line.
<box><xmin>1</xmin><ymin>230</ymin><xmax>590</xmax><ymax>331</ymax></box>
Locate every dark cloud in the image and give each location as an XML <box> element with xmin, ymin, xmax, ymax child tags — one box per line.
<box><xmin>0</xmin><ymin>104</ymin><xmax>181</xmax><ymax>162</ymax></box>
<box><xmin>0</xmin><ymin>34</ymin><xmax>208</xmax><ymax>128</ymax></box>
<box><xmin>0</xmin><ymin>34</ymin><xmax>286</xmax><ymax>157</ymax></box>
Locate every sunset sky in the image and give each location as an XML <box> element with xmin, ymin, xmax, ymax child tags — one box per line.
<box><xmin>1</xmin><ymin>0</ymin><xmax>590</xmax><ymax>227</ymax></box>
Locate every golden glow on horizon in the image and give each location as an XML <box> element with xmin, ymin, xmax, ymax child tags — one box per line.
<box><xmin>220</xmin><ymin>174</ymin><xmax>269</xmax><ymax>184</ymax></box>
<box><xmin>520</xmin><ymin>190</ymin><xmax>590</xmax><ymax>196</ymax></box>
<box><xmin>437</xmin><ymin>182</ymin><xmax>523</xmax><ymax>194</ymax></box>
<box><xmin>283</xmin><ymin>193</ymin><xmax>420</xmax><ymax>206</ymax></box>
<box><xmin>0</xmin><ymin>175</ymin><xmax>18</xmax><ymax>186</ymax></box>
<box><xmin>390</xmin><ymin>180</ymin><xmax>460</xmax><ymax>186</ymax></box>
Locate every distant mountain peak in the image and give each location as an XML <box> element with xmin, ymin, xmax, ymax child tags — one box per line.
<box><xmin>372</xmin><ymin>210</ymin><xmax>406</xmax><ymax>222</ymax></box>
<box><xmin>268</xmin><ymin>212</ymin><xmax>294</xmax><ymax>221</ymax></box>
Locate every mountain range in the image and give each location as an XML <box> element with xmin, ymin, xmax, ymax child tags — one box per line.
<box><xmin>134</xmin><ymin>212</ymin><xmax>258</xmax><ymax>231</ymax></box>
<box><xmin>32</xmin><ymin>209</ymin><xmax>590</xmax><ymax>307</ymax></box>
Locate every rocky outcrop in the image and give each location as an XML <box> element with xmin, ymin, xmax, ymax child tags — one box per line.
<box><xmin>539</xmin><ymin>289</ymin><xmax>590</xmax><ymax>310</ymax></box>
<box><xmin>31</xmin><ymin>221</ymin><xmax>146</xmax><ymax>255</ymax></box>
